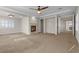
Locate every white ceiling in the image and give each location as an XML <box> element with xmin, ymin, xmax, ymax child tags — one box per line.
<box><xmin>0</xmin><ymin>6</ymin><xmax>77</xmax><ymax>18</ymax></box>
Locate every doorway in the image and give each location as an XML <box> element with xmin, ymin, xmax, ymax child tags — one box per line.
<box><xmin>58</xmin><ymin>15</ymin><xmax>74</xmax><ymax>34</ymax></box>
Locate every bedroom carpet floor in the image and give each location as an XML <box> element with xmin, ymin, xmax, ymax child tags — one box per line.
<box><xmin>0</xmin><ymin>32</ymin><xmax>78</xmax><ymax>53</ymax></box>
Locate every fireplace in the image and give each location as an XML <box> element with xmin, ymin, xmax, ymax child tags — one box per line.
<box><xmin>31</xmin><ymin>26</ymin><xmax>36</xmax><ymax>32</ymax></box>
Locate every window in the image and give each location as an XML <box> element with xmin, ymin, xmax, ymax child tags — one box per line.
<box><xmin>5</xmin><ymin>20</ymin><xmax>8</xmax><ymax>28</ymax></box>
<box><xmin>0</xmin><ymin>19</ymin><xmax>14</xmax><ymax>29</ymax></box>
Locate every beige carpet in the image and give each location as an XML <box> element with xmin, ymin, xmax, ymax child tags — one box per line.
<box><xmin>0</xmin><ymin>32</ymin><xmax>78</xmax><ymax>53</ymax></box>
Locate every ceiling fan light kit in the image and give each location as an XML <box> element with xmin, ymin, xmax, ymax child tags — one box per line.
<box><xmin>8</xmin><ymin>14</ymin><xmax>14</xmax><ymax>18</ymax></box>
<box><xmin>37</xmin><ymin>10</ymin><xmax>41</xmax><ymax>14</ymax></box>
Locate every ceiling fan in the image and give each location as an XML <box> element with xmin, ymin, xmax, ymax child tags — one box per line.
<box><xmin>30</xmin><ymin>6</ymin><xmax>48</xmax><ymax>14</ymax></box>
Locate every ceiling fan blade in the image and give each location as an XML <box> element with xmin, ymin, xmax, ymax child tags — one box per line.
<box><xmin>30</xmin><ymin>6</ymin><xmax>48</xmax><ymax>14</ymax></box>
<box><xmin>30</xmin><ymin>8</ymin><xmax>38</xmax><ymax>10</ymax></box>
<box><xmin>40</xmin><ymin>6</ymin><xmax>48</xmax><ymax>10</ymax></box>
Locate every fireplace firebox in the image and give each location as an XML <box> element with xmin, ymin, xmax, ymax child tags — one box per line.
<box><xmin>31</xmin><ymin>26</ymin><xmax>36</xmax><ymax>32</ymax></box>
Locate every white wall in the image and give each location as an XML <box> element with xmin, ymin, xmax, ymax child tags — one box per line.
<box><xmin>72</xmin><ymin>15</ymin><xmax>75</xmax><ymax>35</ymax></box>
<box><xmin>58</xmin><ymin>17</ymin><xmax>66</xmax><ymax>33</ymax></box>
<box><xmin>75</xmin><ymin>7</ymin><xmax>79</xmax><ymax>43</ymax></box>
<box><xmin>0</xmin><ymin>16</ymin><xmax>21</xmax><ymax>34</ymax></box>
<box><xmin>0</xmin><ymin>15</ymin><xmax>40</xmax><ymax>35</ymax></box>
<box><xmin>37</xmin><ymin>19</ymin><xmax>41</xmax><ymax>32</ymax></box>
<box><xmin>22</xmin><ymin>17</ymin><xmax>31</xmax><ymax>35</ymax></box>
<box><xmin>43</xmin><ymin>16</ymin><xmax>57</xmax><ymax>35</ymax></box>
<box><xmin>58</xmin><ymin>18</ymin><xmax>66</xmax><ymax>33</ymax></box>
